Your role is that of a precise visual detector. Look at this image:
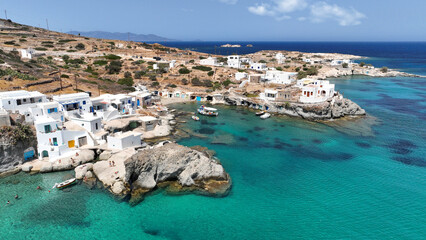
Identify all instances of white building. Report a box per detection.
[259,89,278,101]
[53,93,93,117]
[0,90,47,115]
[69,114,102,134]
[20,48,35,59]
[264,71,297,85]
[200,57,218,66]
[35,117,91,161]
[0,109,11,127]
[299,80,335,103]
[250,62,267,71]
[27,101,64,123]
[107,131,142,150]
[235,72,248,81]
[169,60,176,68]
[127,91,152,108]
[227,55,251,69]
[275,53,286,64]
[330,59,353,66]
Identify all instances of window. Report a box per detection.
[23,99,27,103]
[17,99,22,105]
[30,98,35,103]
[83,101,86,105]
[8,101,10,105]
[44,125,51,133]
[95,123,98,130]
[128,100,131,104]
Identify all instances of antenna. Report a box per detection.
[4,10,7,20]
[46,19,49,30]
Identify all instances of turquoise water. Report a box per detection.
[1,74,426,239]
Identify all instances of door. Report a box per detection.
[53,137,58,146]
[68,140,75,148]
[44,125,51,133]
[307,92,310,97]
[78,137,87,146]
[42,150,49,158]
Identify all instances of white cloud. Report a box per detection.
[219,0,238,5]
[248,4,275,16]
[247,0,366,26]
[310,2,366,26]
[248,0,307,21]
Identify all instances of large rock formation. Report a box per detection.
[92,143,231,204]
[224,92,365,120]
[125,143,231,203]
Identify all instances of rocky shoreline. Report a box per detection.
[222,92,365,120]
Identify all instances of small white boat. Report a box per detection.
[198,105,218,116]
[53,178,77,190]
[255,111,265,116]
[192,115,200,121]
[260,113,271,119]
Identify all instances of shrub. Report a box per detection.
[58,39,76,43]
[179,68,191,74]
[222,79,233,87]
[75,43,85,50]
[208,71,214,76]
[134,71,145,79]
[104,54,121,60]
[259,60,267,63]
[93,60,108,66]
[297,71,308,80]
[42,41,54,44]
[124,71,132,79]
[62,55,70,63]
[181,78,188,85]
[192,66,212,72]
[342,63,349,68]
[169,84,177,88]
[35,47,47,51]
[381,67,388,73]
[276,67,283,71]
[61,74,69,78]
[199,56,206,59]
[106,60,122,74]
[191,78,202,86]
[117,78,134,86]
[359,62,365,67]
[151,81,159,87]
[189,60,195,63]
[4,41,15,45]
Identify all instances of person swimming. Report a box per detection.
[36,186,41,190]
[15,194,18,199]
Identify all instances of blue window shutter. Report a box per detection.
[54,108,58,112]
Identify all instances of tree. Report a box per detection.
[222,79,233,87]
[208,71,214,76]
[62,55,70,64]
[359,62,365,67]
[117,78,134,86]
[134,71,145,79]
[381,67,388,73]
[181,78,188,85]
[342,63,349,68]
[106,61,122,74]
[306,66,318,76]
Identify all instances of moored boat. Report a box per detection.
[192,115,200,121]
[53,178,77,190]
[198,105,218,116]
[255,111,265,116]
[260,113,271,119]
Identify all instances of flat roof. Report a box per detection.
[53,92,90,101]
[139,116,157,122]
[0,90,45,99]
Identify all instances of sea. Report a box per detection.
[0,42,425,240]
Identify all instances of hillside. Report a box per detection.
[67,31,175,42]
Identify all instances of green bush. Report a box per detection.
[4,41,15,45]
[61,74,70,78]
[0,68,37,80]
[117,78,134,86]
[35,47,47,51]
[42,41,54,44]
[276,67,283,71]
[222,79,233,87]
[106,61,122,74]
[208,71,214,76]
[134,71,145,79]
[359,62,365,67]
[381,67,388,73]
[104,54,121,60]
[75,43,85,50]
[58,39,76,43]
[192,66,212,72]
[342,63,349,68]
[259,60,267,63]
[151,81,159,87]
[179,68,191,74]
[181,78,188,85]
[93,60,108,66]
[124,71,132,78]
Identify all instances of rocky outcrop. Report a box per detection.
[124,143,231,204]
[224,93,365,120]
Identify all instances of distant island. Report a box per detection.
[67,31,176,42]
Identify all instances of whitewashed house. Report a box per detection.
[53,93,93,117]
[200,57,218,66]
[169,60,176,68]
[20,48,35,59]
[235,72,248,81]
[227,55,251,69]
[260,89,278,101]
[330,59,353,66]
[275,53,286,64]
[127,91,152,108]
[27,101,64,123]
[264,71,297,85]
[139,116,159,131]
[69,114,102,134]
[35,117,92,161]
[299,80,335,103]
[0,90,47,115]
[250,62,267,71]
[107,131,142,150]
[92,94,135,115]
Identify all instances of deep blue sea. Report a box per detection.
[160,41,426,75]
[0,42,425,239]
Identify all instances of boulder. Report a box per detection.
[75,163,94,180]
[99,151,112,161]
[39,162,53,173]
[21,164,33,172]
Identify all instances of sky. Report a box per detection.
[1,0,426,41]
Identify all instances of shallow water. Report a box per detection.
[1,81,426,239]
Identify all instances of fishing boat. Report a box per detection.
[197,105,218,116]
[260,113,271,119]
[255,110,265,116]
[192,115,200,121]
[52,178,77,190]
